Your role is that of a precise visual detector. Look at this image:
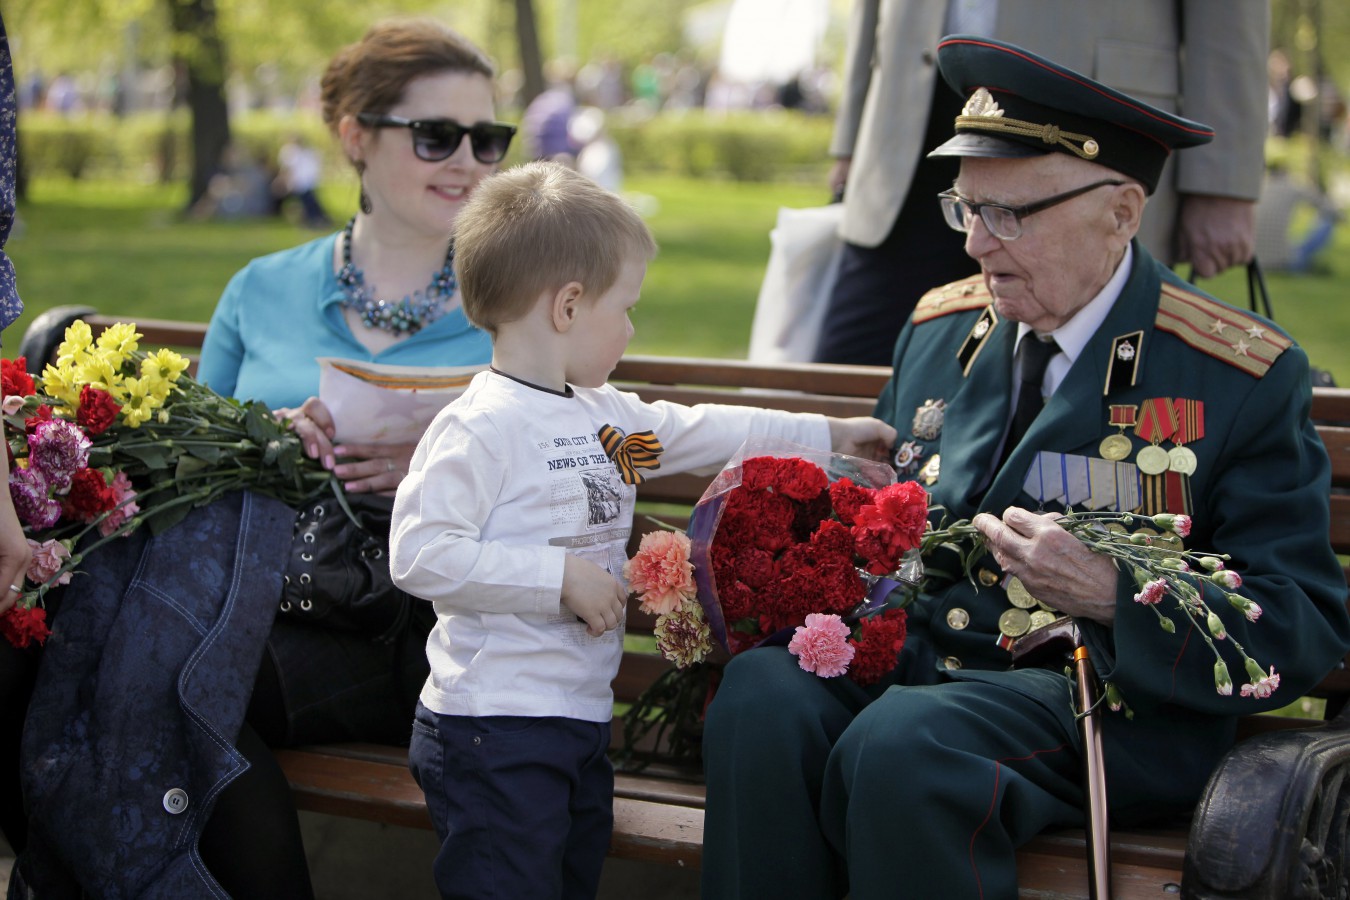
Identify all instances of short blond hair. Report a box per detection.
[455,161,658,335]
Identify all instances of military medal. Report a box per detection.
[893,440,925,475]
[1029,609,1057,630]
[1167,398,1204,475]
[1099,404,1137,461]
[912,399,947,441]
[1005,576,1038,609]
[946,608,970,630]
[998,607,1032,638]
[919,453,941,486]
[1134,398,1177,476]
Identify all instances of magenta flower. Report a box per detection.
[97,471,140,538]
[1240,666,1281,699]
[1133,578,1167,606]
[9,467,61,530]
[788,613,855,678]
[1226,593,1262,623]
[1153,513,1191,538]
[27,418,91,493]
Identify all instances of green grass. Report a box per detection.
[6,174,1350,385]
[5,174,823,361]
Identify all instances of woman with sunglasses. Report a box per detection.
[12,20,513,899]
[200,18,513,897]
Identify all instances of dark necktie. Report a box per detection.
[1001,335,1059,465]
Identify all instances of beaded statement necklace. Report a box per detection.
[336,216,457,335]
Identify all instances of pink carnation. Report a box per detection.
[1209,569,1243,590]
[1240,666,1281,700]
[1132,579,1167,606]
[97,471,140,538]
[26,538,72,586]
[788,613,855,678]
[624,530,697,616]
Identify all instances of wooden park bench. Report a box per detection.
[18,308,1350,898]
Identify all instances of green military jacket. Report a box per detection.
[875,243,1349,812]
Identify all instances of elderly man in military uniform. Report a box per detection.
[701,36,1350,899]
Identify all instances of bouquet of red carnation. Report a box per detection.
[627,437,937,686]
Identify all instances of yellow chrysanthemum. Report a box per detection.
[38,363,80,409]
[142,349,190,384]
[95,322,141,361]
[119,376,157,428]
[56,321,93,362]
[75,357,121,396]
[141,371,173,403]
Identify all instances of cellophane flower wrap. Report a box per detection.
[651,436,929,685]
[0,320,337,648]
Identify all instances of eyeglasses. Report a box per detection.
[938,179,1125,241]
[356,113,517,164]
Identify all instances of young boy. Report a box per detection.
[390,161,895,900]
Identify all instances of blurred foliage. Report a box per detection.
[3,0,721,105]
[16,107,835,184]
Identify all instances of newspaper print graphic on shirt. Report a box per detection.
[537,427,633,646]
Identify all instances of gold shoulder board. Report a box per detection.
[1154,282,1291,379]
[913,276,991,324]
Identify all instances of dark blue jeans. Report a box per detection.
[409,702,613,900]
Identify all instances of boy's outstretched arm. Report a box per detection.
[827,416,896,461]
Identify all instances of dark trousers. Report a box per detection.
[700,645,1085,899]
[814,82,978,366]
[409,703,614,900]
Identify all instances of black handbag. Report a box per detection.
[278,491,413,643]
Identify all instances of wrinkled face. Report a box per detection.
[567,258,645,388]
[954,155,1134,333]
[357,70,499,236]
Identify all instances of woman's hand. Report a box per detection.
[331,440,417,495]
[0,455,32,616]
[277,397,340,469]
[277,398,413,495]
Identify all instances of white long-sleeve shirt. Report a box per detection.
[391,370,830,722]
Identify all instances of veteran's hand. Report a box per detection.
[827,416,897,462]
[1176,194,1256,279]
[562,555,627,637]
[331,440,417,496]
[972,507,1118,626]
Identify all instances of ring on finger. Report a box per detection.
[9,583,23,595]
[386,459,395,473]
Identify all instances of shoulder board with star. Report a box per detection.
[913,276,991,324]
[1154,282,1291,378]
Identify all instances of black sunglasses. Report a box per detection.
[356,113,516,164]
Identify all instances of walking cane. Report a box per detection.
[1011,618,1112,899]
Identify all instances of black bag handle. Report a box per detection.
[1185,258,1273,321]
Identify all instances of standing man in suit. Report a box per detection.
[703,36,1349,898]
[814,0,1269,365]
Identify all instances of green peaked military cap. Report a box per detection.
[927,35,1215,194]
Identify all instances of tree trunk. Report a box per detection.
[512,0,546,107]
[165,0,230,210]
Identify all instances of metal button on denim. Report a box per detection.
[162,788,189,814]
